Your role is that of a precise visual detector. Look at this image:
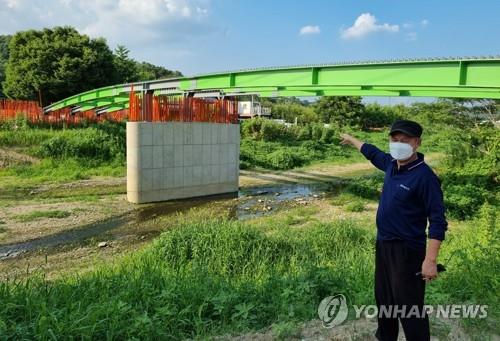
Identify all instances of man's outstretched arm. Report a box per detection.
[341,133,392,171]
[340,133,364,151]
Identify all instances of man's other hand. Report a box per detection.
[340,133,364,151]
[421,258,438,282]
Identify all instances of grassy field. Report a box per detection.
[0,120,126,190]
[0,116,498,339]
[0,201,497,339]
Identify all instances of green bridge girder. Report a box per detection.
[44,57,500,114]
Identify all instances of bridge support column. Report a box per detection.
[126,121,240,204]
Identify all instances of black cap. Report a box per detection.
[389,120,423,137]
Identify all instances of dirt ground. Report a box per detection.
[216,316,473,340]
[0,160,375,245]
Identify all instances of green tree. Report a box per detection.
[2,26,116,104]
[113,45,138,83]
[0,35,11,98]
[112,46,182,82]
[314,96,365,127]
[361,103,402,129]
[135,61,182,81]
[443,98,499,124]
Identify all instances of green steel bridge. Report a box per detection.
[44,57,500,114]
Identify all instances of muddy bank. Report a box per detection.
[0,182,333,260]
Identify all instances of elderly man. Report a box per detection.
[341,120,448,341]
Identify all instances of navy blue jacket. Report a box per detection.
[360,143,448,249]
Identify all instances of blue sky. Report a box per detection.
[1,0,499,77]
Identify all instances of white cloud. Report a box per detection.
[3,0,20,9]
[405,32,418,41]
[299,25,320,35]
[0,0,213,45]
[340,13,399,40]
[421,19,429,27]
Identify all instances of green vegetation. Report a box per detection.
[0,203,497,339]
[344,200,365,212]
[2,27,116,103]
[0,217,374,339]
[14,210,71,222]
[440,125,499,219]
[240,118,358,170]
[114,45,182,84]
[315,96,365,127]
[0,120,126,187]
[0,35,10,98]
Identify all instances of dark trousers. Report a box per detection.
[375,240,430,341]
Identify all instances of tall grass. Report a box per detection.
[0,158,125,188]
[0,218,375,339]
[429,204,499,332]
[0,206,498,338]
[0,121,126,185]
[0,128,61,147]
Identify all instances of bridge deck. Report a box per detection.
[44,57,500,114]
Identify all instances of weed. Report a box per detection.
[14,210,71,222]
[345,201,365,212]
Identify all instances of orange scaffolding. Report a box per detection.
[128,92,238,124]
[1,95,238,126]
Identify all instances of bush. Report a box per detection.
[432,203,499,305]
[295,125,311,140]
[443,183,489,220]
[345,201,365,212]
[266,149,303,170]
[241,118,265,140]
[37,124,125,163]
[261,120,287,141]
[361,103,401,129]
[311,124,323,141]
[344,174,384,200]
[320,127,335,143]
[439,125,499,219]
[239,118,356,170]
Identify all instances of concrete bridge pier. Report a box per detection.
[126,121,239,203]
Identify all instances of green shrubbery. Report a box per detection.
[431,203,499,307]
[240,118,355,169]
[0,119,126,163]
[439,126,499,219]
[0,120,126,182]
[38,123,126,162]
[241,117,337,143]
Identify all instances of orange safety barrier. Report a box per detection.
[1,94,238,126]
[0,99,41,122]
[128,92,238,124]
[0,99,128,126]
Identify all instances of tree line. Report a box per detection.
[261,96,499,129]
[0,26,182,104]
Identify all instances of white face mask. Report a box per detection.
[389,142,414,160]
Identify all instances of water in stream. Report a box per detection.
[0,183,330,260]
